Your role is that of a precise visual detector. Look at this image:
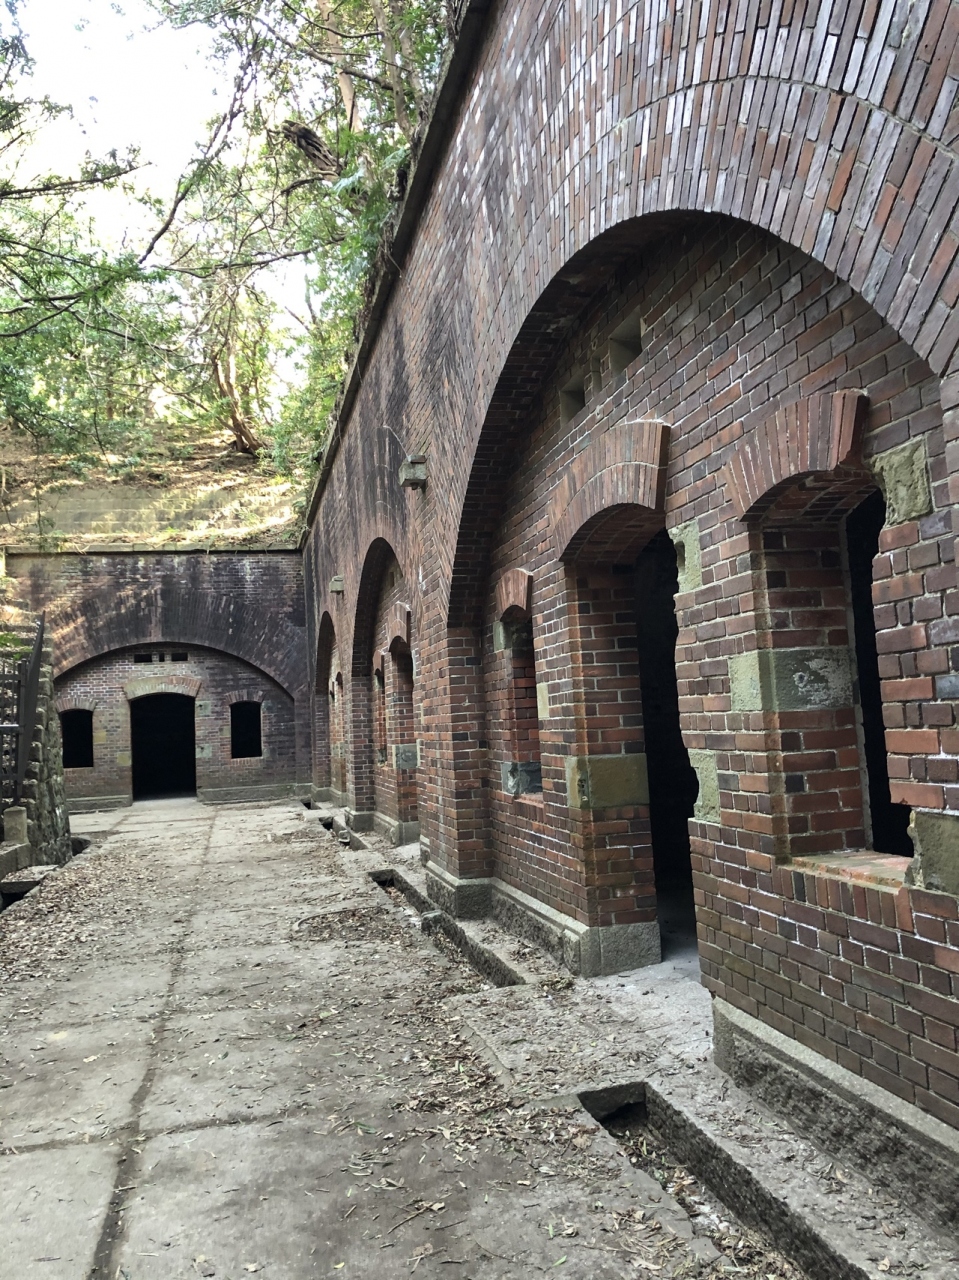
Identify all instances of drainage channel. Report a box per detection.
[367,864,952,1280]
[371,868,819,1278]
[369,868,524,989]
[579,1083,813,1280]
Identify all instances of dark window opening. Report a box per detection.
[635,530,698,954]
[374,668,387,764]
[133,652,153,664]
[231,701,262,759]
[130,693,196,799]
[171,652,189,662]
[560,369,587,424]
[61,708,94,769]
[505,614,542,795]
[846,492,913,856]
[609,307,643,376]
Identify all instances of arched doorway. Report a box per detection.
[351,541,419,842]
[634,529,699,953]
[130,693,197,799]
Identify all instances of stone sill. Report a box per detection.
[790,850,911,890]
[513,792,544,809]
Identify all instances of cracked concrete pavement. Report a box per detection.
[3,798,955,1280]
[0,799,737,1280]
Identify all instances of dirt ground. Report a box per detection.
[1,799,951,1280]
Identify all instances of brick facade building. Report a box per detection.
[298,0,959,1134]
[9,1,959,1139]
[8,552,309,808]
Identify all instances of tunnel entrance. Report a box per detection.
[130,693,197,800]
[634,531,698,956]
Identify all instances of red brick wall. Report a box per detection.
[10,551,310,785]
[698,853,959,1129]
[297,1,959,1129]
[55,644,298,805]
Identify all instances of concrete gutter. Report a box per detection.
[301,0,496,541]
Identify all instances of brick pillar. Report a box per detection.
[427,626,494,886]
[565,565,657,932]
[348,673,375,830]
[389,647,418,826]
[311,685,331,792]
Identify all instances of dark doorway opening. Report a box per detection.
[61,708,94,769]
[845,491,913,856]
[634,530,699,956]
[130,693,196,799]
[231,701,262,759]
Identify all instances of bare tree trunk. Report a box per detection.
[388,0,425,113]
[212,348,264,455]
[315,0,363,132]
[370,0,412,139]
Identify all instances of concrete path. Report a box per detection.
[0,800,731,1280]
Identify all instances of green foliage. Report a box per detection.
[0,0,453,501]
[145,0,453,472]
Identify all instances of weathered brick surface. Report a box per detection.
[8,552,310,792]
[298,2,959,1126]
[54,644,297,804]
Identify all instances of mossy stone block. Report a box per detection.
[565,753,648,810]
[910,810,959,897]
[688,748,720,822]
[729,647,852,712]
[536,682,550,720]
[868,438,933,525]
[669,518,703,593]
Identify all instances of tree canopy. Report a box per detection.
[0,1,454,512]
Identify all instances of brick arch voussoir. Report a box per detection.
[123,675,202,702]
[55,694,97,714]
[50,586,305,699]
[315,611,337,694]
[446,43,959,623]
[351,536,404,678]
[724,390,871,522]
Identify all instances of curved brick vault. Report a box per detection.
[50,585,306,699]
[309,0,959,639]
[296,1,959,1128]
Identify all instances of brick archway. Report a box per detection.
[123,675,202,702]
[49,585,303,699]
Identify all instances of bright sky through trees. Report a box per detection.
[0,0,452,510]
[18,0,227,241]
